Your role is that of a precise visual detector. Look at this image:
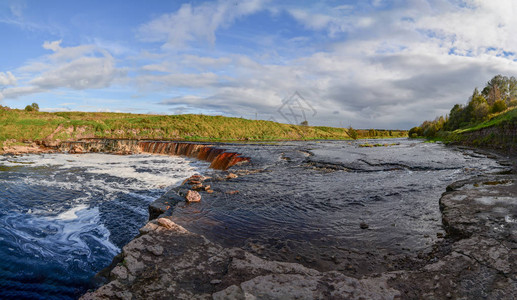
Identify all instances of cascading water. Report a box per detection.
[0,153,209,299]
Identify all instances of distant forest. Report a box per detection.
[410,75,517,138]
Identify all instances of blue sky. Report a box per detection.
[1,0,517,129]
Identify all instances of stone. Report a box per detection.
[192,183,204,191]
[82,219,400,300]
[226,173,238,179]
[186,190,201,203]
[360,222,369,229]
[157,217,176,229]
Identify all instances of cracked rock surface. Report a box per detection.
[81,218,400,300]
[81,141,516,299]
[388,173,517,299]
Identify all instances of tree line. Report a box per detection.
[409,75,517,138]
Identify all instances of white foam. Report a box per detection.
[6,153,208,191]
[56,204,89,220]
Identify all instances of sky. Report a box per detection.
[1,0,517,129]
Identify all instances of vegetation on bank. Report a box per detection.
[0,105,407,149]
[410,75,517,140]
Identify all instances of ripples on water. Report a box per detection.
[0,154,207,299]
[170,140,505,271]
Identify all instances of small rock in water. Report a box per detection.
[360,222,369,229]
[157,218,175,229]
[226,173,238,179]
[186,190,201,202]
[226,190,239,195]
[192,183,204,191]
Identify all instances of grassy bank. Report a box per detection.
[0,108,407,149]
[414,107,517,152]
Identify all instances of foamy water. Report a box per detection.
[0,153,208,299]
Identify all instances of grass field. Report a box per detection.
[0,107,407,149]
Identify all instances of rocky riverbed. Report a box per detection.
[76,139,516,299]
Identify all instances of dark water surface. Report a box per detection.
[170,139,506,272]
[0,154,207,299]
[0,140,506,298]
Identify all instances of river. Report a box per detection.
[0,139,505,299]
[0,153,208,299]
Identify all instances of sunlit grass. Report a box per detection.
[0,109,407,144]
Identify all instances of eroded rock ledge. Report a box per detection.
[387,173,517,299]
[82,172,517,299]
[1,139,249,170]
[80,217,400,300]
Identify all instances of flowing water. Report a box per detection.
[0,153,208,300]
[170,139,506,272]
[0,140,507,298]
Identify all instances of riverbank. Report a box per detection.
[0,109,407,148]
[70,139,515,299]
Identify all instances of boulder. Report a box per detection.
[186,190,201,203]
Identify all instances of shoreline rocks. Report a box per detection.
[80,218,401,300]
[83,151,516,299]
[185,190,201,203]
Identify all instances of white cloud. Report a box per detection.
[43,40,62,52]
[152,0,517,129]
[1,86,44,99]
[0,71,16,86]
[2,41,122,100]
[137,0,267,49]
[30,56,116,89]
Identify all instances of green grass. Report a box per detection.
[454,107,517,133]
[0,108,407,148]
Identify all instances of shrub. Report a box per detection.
[491,100,507,114]
[24,103,39,112]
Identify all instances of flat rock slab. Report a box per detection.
[81,218,400,300]
[388,173,517,299]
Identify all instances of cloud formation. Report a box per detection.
[137,0,267,49]
[2,40,121,99]
[3,0,517,128]
[152,0,517,128]
[0,71,16,86]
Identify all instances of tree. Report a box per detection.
[408,126,423,138]
[300,120,309,126]
[347,126,358,139]
[24,102,39,112]
[468,94,489,123]
[491,99,507,114]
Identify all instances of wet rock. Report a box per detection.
[191,183,204,191]
[81,219,400,300]
[226,173,238,179]
[360,222,369,229]
[185,190,201,203]
[389,173,517,299]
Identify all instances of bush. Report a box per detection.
[491,100,507,114]
[347,126,358,139]
[24,103,39,112]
